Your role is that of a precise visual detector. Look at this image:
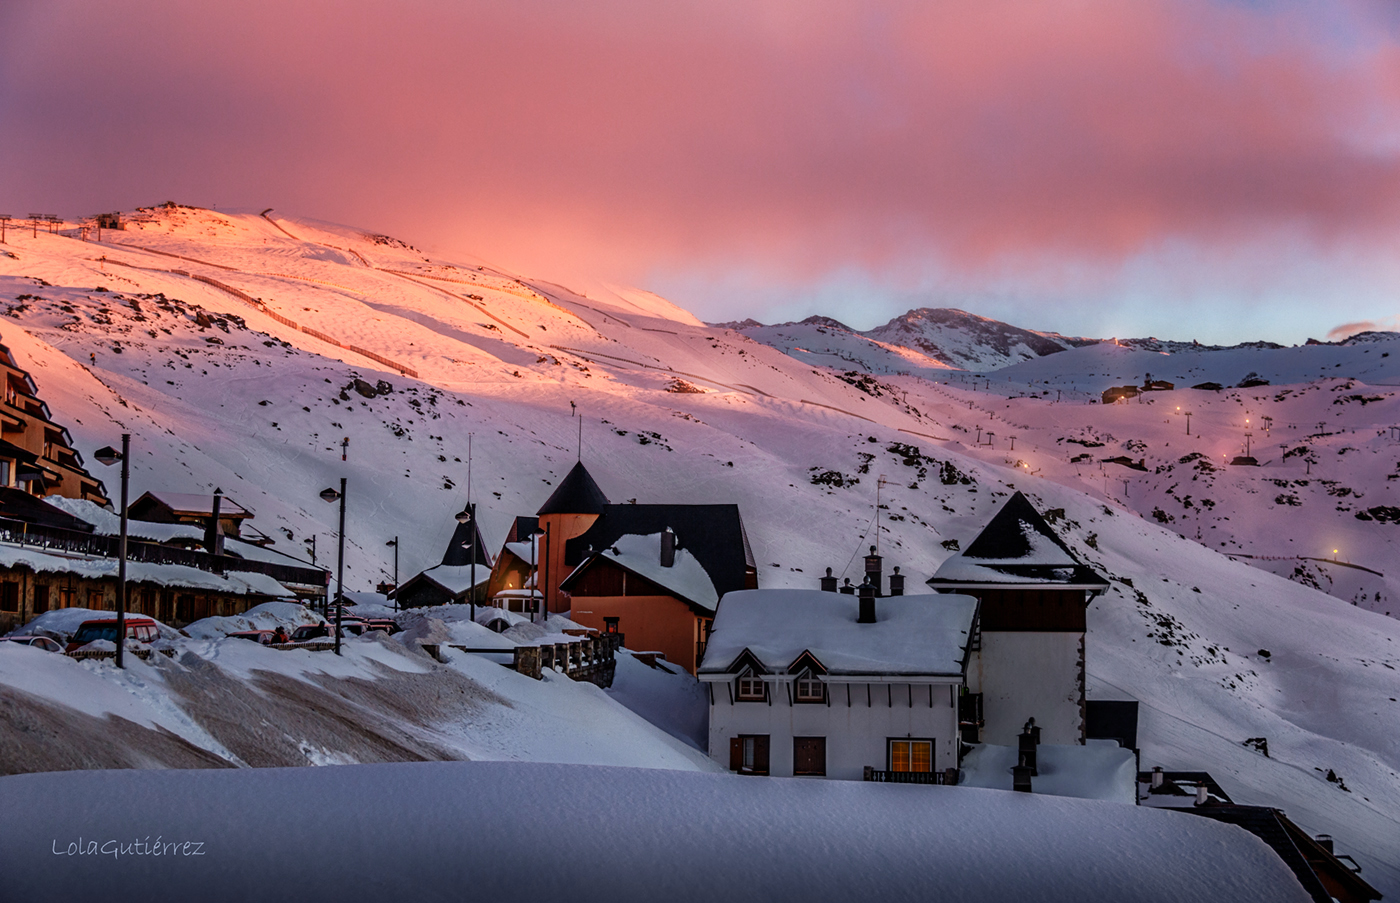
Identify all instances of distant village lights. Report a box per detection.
[93,435,131,669]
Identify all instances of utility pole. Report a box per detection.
[0,215,10,244]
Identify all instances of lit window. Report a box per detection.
[736,669,765,701]
[890,739,933,773]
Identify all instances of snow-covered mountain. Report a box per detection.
[726,308,1095,373]
[1,204,1397,894]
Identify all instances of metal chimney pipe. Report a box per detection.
[1150,766,1165,789]
[857,579,876,623]
[660,528,676,568]
[1194,784,1209,807]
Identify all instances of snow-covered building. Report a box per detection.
[500,460,756,673]
[0,495,326,630]
[698,589,977,779]
[394,515,493,608]
[926,491,1109,746]
[127,490,255,542]
[0,339,107,505]
[559,505,756,674]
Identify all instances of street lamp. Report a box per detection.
[93,435,130,669]
[319,479,346,655]
[456,503,478,620]
[385,538,398,612]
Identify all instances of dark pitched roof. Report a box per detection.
[564,504,755,598]
[440,518,493,567]
[0,487,95,532]
[536,461,609,516]
[927,491,1108,588]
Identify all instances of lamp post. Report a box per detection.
[93,435,130,669]
[386,537,398,612]
[456,503,476,620]
[319,479,346,655]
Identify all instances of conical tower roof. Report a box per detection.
[536,461,609,516]
[961,491,1074,561]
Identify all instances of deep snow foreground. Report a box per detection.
[0,207,1397,893]
[0,761,1308,903]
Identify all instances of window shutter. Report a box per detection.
[754,735,770,775]
[729,737,742,772]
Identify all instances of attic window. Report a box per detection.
[794,671,825,703]
[736,669,766,702]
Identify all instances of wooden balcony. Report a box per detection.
[863,767,959,785]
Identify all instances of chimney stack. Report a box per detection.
[839,578,855,595]
[1018,723,1038,776]
[864,546,883,597]
[205,488,224,568]
[1150,766,1165,790]
[819,567,837,593]
[888,566,904,596]
[1012,764,1033,793]
[1194,784,1209,807]
[660,528,676,568]
[1315,835,1334,854]
[857,579,877,623]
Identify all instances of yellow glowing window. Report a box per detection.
[890,739,933,773]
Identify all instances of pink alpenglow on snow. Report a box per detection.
[0,761,1310,903]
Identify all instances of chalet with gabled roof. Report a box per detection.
[927,491,1108,746]
[394,515,493,608]
[698,588,978,779]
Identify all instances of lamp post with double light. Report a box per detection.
[93,435,130,669]
[319,479,346,655]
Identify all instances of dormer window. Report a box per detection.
[736,668,766,702]
[794,670,825,703]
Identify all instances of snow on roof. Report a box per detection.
[585,531,718,611]
[961,740,1137,803]
[416,563,491,595]
[698,589,977,677]
[138,491,252,517]
[42,496,206,543]
[929,492,1107,588]
[0,543,291,596]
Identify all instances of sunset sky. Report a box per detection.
[4,1,1400,344]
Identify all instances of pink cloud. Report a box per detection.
[4,0,1400,293]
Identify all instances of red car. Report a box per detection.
[65,617,159,653]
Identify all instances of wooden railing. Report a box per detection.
[0,517,328,590]
[863,767,959,785]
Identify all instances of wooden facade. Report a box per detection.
[562,557,713,675]
[0,565,269,632]
[0,343,107,505]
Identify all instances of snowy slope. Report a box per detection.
[0,761,1308,903]
[0,205,1397,893]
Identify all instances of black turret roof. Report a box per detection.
[564,504,756,598]
[928,491,1107,588]
[440,518,493,567]
[536,461,609,516]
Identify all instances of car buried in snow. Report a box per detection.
[64,617,159,653]
[226,630,277,645]
[2,635,64,653]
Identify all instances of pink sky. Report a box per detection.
[3,0,1399,342]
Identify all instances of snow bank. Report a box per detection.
[183,601,323,639]
[0,761,1309,903]
[960,740,1138,804]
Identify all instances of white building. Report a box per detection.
[926,491,1109,747]
[698,588,978,780]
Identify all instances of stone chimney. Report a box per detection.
[857,578,877,623]
[864,546,883,597]
[660,528,676,568]
[819,567,837,593]
[888,566,904,596]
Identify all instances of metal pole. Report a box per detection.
[542,522,550,622]
[335,477,345,656]
[469,502,477,621]
[116,433,130,669]
[530,526,537,623]
[392,537,398,613]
